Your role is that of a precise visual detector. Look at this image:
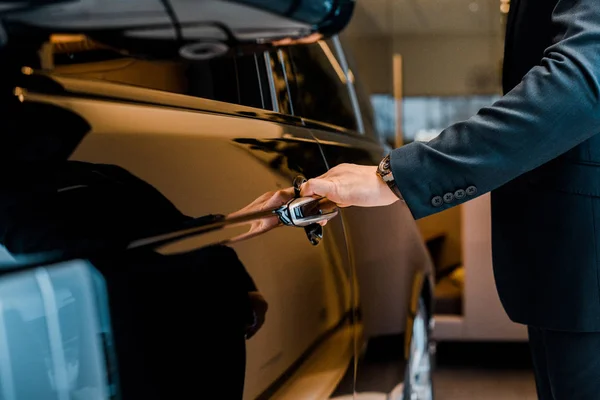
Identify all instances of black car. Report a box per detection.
[0,1,434,399]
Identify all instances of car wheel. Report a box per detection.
[403,297,434,400]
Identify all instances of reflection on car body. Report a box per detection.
[0,157,268,398]
[0,1,434,399]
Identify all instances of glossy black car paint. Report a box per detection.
[0,2,433,399]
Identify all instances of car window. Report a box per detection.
[286,40,358,131]
[266,49,294,115]
[341,43,379,140]
[46,34,270,110]
[353,78,378,138]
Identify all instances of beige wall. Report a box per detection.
[393,34,503,96]
[344,33,503,97]
[343,35,393,95]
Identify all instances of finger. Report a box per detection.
[251,191,276,208]
[228,191,276,218]
[265,187,295,209]
[300,179,334,198]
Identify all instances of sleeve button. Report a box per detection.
[466,186,478,196]
[454,189,466,200]
[443,193,455,203]
[431,196,444,207]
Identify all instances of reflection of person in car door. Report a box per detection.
[0,158,267,399]
[0,30,267,394]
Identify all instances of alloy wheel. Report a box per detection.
[405,298,433,400]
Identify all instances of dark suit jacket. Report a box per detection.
[391,0,600,332]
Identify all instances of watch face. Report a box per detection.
[379,155,390,172]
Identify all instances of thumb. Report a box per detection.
[300,178,334,198]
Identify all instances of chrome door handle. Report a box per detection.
[277,197,339,227]
[276,175,339,245]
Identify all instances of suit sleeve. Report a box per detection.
[390,0,600,220]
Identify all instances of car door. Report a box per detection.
[282,36,435,397]
[0,31,360,400]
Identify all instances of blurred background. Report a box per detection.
[342,0,506,145]
[341,1,536,399]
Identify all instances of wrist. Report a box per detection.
[377,155,405,202]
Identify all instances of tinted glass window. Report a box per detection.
[287,41,358,131]
[47,35,269,109]
[354,79,377,138]
[266,49,294,115]
[340,40,379,139]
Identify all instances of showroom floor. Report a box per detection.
[434,342,537,399]
[335,341,538,400]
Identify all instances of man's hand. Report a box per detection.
[300,163,400,208]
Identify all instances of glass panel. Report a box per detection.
[45,34,267,110]
[339,36,379,139]
[403,95,502,143]
[287,41,358,131]
[370,94,501,144]
[267,49,295,115]
[370,94,397,146]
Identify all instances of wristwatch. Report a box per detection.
[376,154,404,201]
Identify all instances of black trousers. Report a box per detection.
[528,326,600,400]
